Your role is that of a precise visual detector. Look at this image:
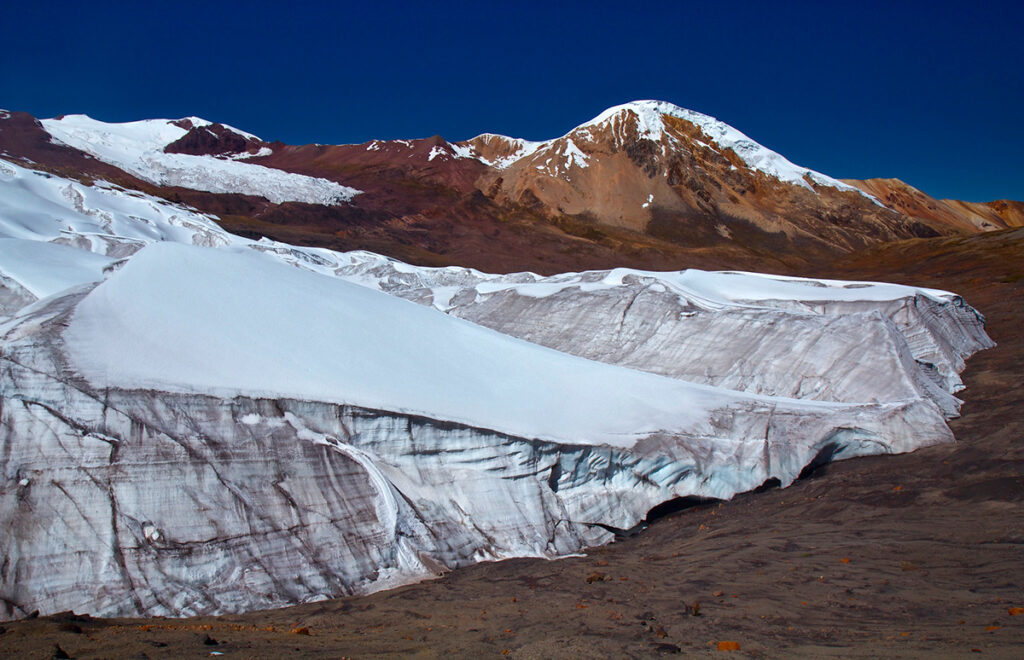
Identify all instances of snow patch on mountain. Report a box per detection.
[226,146,274,160]
[462,134,545,169]
[561,138,589,171]
[40,115,360,205]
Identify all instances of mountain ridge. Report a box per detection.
[2,102,1019,276]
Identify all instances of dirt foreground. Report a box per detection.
[1,229,1022,659]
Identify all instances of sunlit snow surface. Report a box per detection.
[40,115,361,205]
[0,157,993,619]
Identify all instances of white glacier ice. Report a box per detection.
[0,156,993,619]
[40,114,361,205]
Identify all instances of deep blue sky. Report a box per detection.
[3,1,1020,201]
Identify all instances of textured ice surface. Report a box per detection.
[0,158,993,619]
[323,254,993,417]
[0,280,955,619]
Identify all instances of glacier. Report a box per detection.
[39,114,361,205]
[0,157,993,619]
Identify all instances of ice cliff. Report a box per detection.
[0,158,993,619]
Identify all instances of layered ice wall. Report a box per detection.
[0,158,993,619]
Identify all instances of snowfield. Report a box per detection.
[40,114,361,205]
[0,156,992,619]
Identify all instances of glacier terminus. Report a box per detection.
[0,142,993,619]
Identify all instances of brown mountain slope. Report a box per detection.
[468,104,943,258]
[843,177,1024,233]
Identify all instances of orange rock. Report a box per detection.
[840,557,851,564]
[1009,607,1024,616]
[289,626,310,635]
[717,641,741,651]
[985,625,1001,632]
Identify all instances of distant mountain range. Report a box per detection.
[2,102,1020,274]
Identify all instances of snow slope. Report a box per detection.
[40,115,361,205]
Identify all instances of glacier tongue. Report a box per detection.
[1,281,954,619]
[0,157,994,620]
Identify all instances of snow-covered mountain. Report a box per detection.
[459,101,939,253]
[466,101,868,193]
[6,102,1015,278]
[0,155,992,619]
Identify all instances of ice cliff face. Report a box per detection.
[0,157,993,619]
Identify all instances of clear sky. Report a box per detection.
[2,0,1020,202]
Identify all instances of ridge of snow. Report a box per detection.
[40,115,361,205]
[0,238,115,299]
[329,254,956,312]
